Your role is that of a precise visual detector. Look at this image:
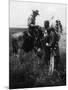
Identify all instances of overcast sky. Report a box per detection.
[10,0,66,28]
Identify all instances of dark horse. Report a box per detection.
[22,26,44,53]
[21,31,35,52]
[11,26,44,55]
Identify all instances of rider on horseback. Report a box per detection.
[27,10,39,37]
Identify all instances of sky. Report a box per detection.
[10,0,66,28]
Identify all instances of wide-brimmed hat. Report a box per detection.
[32,10,39,15]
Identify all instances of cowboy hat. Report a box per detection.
[32,10,39,15]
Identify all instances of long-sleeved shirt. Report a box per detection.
[28,15,36,26]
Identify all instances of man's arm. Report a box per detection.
[28,17,32,26]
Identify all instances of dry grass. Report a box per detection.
[9,28,66,89]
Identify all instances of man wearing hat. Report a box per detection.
[44,20,61,74]
[27,10,39,37]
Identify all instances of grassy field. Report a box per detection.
[9,28,66,89]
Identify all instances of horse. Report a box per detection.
[21,31,35,53]
[22,26,44,54]
[10,26,43,56]
[11,32,24,56]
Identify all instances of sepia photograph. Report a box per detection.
[9,0,66,89]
